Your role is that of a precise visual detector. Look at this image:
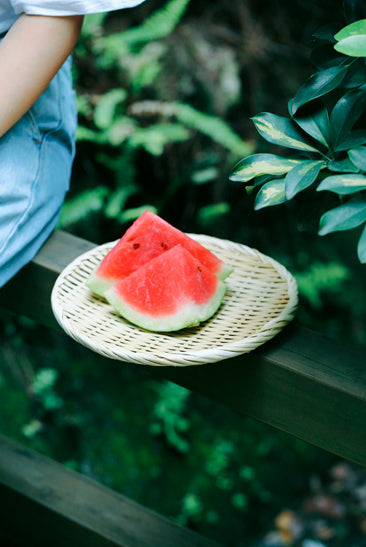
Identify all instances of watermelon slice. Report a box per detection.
[87,211,232,297]
[105,245,226,332]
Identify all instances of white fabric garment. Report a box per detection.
[0,0,146,33]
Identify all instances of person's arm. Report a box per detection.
[0,13,83,138]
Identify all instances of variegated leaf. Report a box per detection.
[328,157,359,173]
[285,160,325,199]
[357,224,366,263]
[254,178,286,210]
[230,153,302,183]
[251,113,320,153]
[317,174,366,194]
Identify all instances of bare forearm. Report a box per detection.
[0,14,83,138]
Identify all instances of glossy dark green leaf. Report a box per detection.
[290,103,331,147]
[254,179,287,210]
[252,174,274,187]
[357,224,366,262]
[335,129,366,151]
[230,153,302,183]
[313,23,340,43]
[317,174,366,194]
[290,64,349,115]
[335,35,366,56]
[342,62,366,87]
[285,160,325,199]
[318,200,366,234]
[310,44,346,70]
[328,157,360,172]
[348,145,366,170]
[251,113,320,152]
[330,87,366,149]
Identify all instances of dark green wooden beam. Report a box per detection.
[1,230,365,467]
[0,435,221,547]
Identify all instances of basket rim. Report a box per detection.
[51,234,298,366]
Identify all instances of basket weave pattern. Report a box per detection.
[51,234,298,366]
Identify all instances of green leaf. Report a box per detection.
[290,104,331,147]
[118,0,190,45]
[335,34,366,56]
[334,18,366,41]
[104,184,138,219]
[317,174,366,194]
[328,157,360,172]
[76,126,108,144]
[318,200,366,234]
[254,179,287,210]
[342,62,366,87]
[348,145,366,170]
[191,167,219,185]
[118,205,158,224]
[230,153,302,183]
[129,123,190,156]
[251,113,320,153]
[107,117,137,146]
[285,160,325,199]
[94,89,127,130]
[173,102,251,156]
[290,64,349,115]
[313,23,340,43]
[81,12,108,36]
[57,187,109,228]
[198,202,230,226]
[329,87,366,149]
[335,129,366,151]
[310,44,346,70]
[357,224,366,262]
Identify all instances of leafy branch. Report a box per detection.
[230,0,366,263]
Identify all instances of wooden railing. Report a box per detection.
[0,229,365,546]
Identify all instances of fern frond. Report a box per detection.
[57,187,109,228]
[102,0,190,50]
[129,100,253,156]
[173,102,252,156]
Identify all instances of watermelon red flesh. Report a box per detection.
[104,244,226,332]
[87,211,232,297]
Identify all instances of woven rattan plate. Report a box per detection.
[51,234,298,366]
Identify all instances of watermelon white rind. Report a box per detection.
[86,267,116,298]
[106,282,226,332]
[104,244,227,332]
[218,262,233,281]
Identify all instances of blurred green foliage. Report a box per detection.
[59,0,252,235]
[1,1,366,546]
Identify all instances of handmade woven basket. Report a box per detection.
[51,234,298,366]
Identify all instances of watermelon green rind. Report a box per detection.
[105,281,226,332]
[218,262,233,280]
[86,268,115,298]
